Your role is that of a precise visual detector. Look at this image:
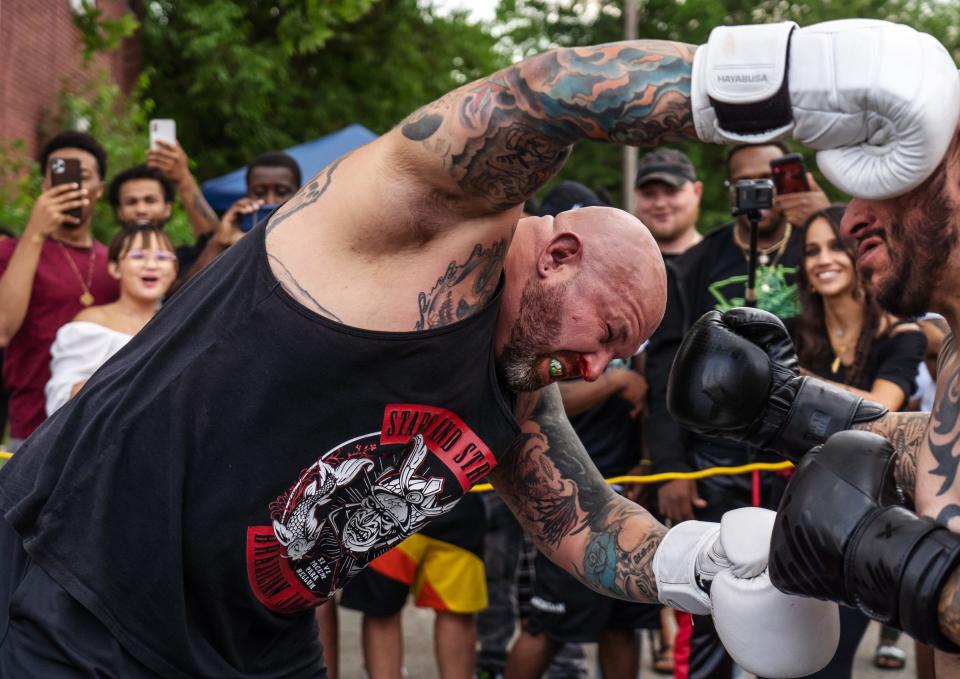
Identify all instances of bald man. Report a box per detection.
[0,32,853,678]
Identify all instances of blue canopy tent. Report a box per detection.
[201,124,378,213]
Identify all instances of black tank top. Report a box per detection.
[0,223,520,678]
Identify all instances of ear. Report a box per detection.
[162,203,173,220]
[536,232,582,278]
[108,260,121,280]
[692,181,704,199]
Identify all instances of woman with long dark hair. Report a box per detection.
[795,204,926,676]
[796,204,926,409]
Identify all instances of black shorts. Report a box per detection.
[524,551,660,644]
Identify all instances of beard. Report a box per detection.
[496,278,566,392]
[874,175,957,317]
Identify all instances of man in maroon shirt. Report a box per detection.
[0,131,119,449]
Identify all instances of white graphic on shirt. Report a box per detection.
[272,457,373,560]
[341,434,450,551]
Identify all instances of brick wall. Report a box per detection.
[0,0,141,158]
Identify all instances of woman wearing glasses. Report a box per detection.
[45,224,177,415]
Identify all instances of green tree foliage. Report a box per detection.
[494,0,960,228]
[142,0,507,179]
[72,0,140,63]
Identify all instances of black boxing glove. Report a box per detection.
[769,430,960,652]
[667,307,886,461]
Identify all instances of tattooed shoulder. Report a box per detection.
[266,154,348,236]
[928,362,960,497]
[415,239,506,330]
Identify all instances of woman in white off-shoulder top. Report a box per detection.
[45,225,177,415]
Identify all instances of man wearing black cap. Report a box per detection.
[633,148,703,256]
[643,143,829,679]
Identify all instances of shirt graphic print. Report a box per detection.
[247,402,497,614]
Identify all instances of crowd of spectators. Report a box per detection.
[0,127,933,679]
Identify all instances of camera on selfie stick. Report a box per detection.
[732,179,774,308]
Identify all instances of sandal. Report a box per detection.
[653,644,674,675]
[874,644,907,670]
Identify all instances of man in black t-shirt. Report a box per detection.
[645,142,830,679]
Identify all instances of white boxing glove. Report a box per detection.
[652,518,728,615]
[711,508,840,678]
[653,508,840,678]
[692,19,960,199]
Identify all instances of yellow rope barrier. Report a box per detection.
[468,460,794,493]
[0,451,793,488]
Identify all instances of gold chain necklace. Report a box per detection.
[830,342,847,374]
[732,222,792,268]
[827,322,855,374]
[54,240,96,306]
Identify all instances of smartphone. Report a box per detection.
[149,118,177,150]
[239,204,277,232]
[49,157,83,220]
[770,153,810,194]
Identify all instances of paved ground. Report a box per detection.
[337,605,915,678]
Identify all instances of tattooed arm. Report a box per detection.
[853,411,929,509]
[393,41,696,212]
[146,140,219,237]
[489,384,666,601]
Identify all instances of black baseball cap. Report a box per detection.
[537,180,608,217]
[635,148,696,188]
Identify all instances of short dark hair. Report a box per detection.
[245,151,302,189]
[107,224,176,264]
[38,131,107,179]
[537,180,607,217]
[107,164,176,208]
[725,141,790,178]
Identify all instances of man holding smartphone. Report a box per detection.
[644,142,830,679]
[0,131,119,451]
[174,150,302,288]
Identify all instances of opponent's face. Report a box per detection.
[111,232,177,303]
[247,166,298,206]
[841,167,957,317]
[803,217,856,298]
[116,179,171,227]
[634,180,702,245]
[728,145,785,235]
[43,147,103,229]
